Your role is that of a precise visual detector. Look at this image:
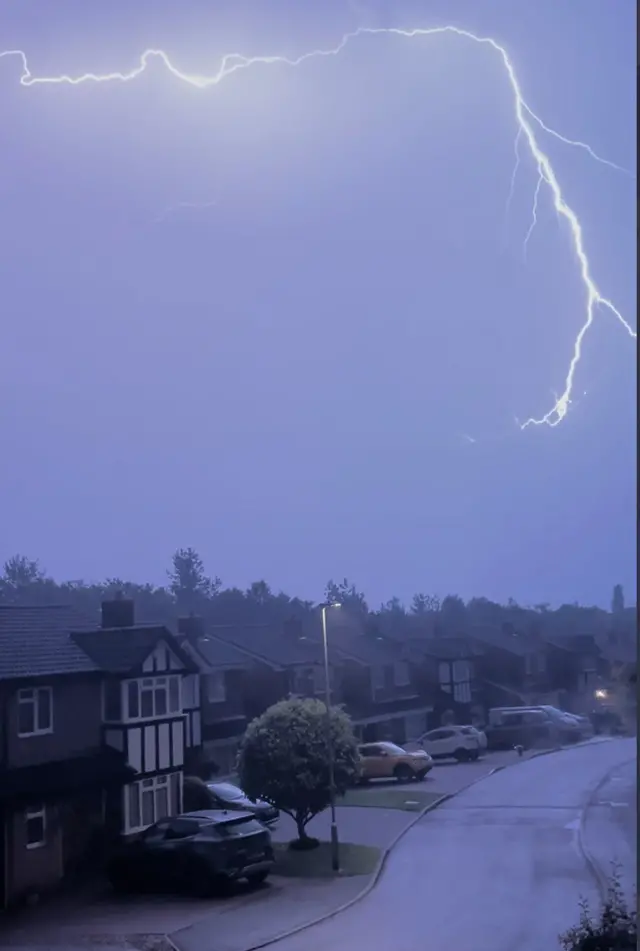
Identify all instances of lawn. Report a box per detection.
[338,787,442,810]
[273,841,380,878]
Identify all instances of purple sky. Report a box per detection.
[1,0,636,608]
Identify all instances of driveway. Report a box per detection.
[269,737,636,951]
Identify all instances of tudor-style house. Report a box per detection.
[0,598,201,907]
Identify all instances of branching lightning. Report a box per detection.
[1,25,636,429]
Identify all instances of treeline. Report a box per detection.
[0,550,631,643]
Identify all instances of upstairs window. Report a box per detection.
[17,687,53,737]
[125,676,181,719]
[207,672,226,703]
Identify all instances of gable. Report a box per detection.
[141,639,186,674]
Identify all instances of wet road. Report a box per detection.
[581,754,637,901]
[272,738,636,951]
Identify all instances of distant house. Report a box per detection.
[0,598,200,908]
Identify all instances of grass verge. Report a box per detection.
[338,788,442,810]
[273,841,380,878]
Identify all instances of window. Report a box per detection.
[17,687,53,737]
[394,661,410,686]
[125,677,181,720]
[438,662,451,685]
[103,681,122,721]
[125,774,174,833]
[25,805,46,848]
[371,666,385,690]
[182,674,196,708]
[452,660,469,683]
[207,672,226,703]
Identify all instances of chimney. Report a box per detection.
[178,614,206,642]
[101,594,135,629]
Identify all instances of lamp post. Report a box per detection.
[321,601,341,872]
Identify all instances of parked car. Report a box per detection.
[206,781,280,827]
[485,708,558,750]
[417,726,484,762]
[356,741,433,782]
[107,811,275,896]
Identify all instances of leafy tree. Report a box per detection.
[0,554,58,605]
[439,594,468,635]
[410,593,440,615]
[324,578,368,617]
[237,697,360,848]
[611,584,625,616]
[168,548,220,610]
[559,869,637,950]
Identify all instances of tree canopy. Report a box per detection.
[236,697,360,846]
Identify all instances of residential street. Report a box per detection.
[267,738,636,951]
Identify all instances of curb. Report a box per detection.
[167,739,614,951]
[168,754,539,951]
[576,754,638,904]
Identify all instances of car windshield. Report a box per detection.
[381,742,406,755]
[208,783,246,800]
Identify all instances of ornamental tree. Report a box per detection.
[237,697,360,847]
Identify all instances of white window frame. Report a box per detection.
[124,772,181,834]
[206,671,226,703]
[17,687,53,737]
[25,805,46,849]
[123,676,182,721]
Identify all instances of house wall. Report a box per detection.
[5,677,103,769]
[5,804,63,906]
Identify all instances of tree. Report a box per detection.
[410,593,440,615]
[611,584,625,616]
[324,579,368,617]
[237,697,360,849]
[167,548,220,611]
[0,554,57,605]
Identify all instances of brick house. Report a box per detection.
[0,598,200,908]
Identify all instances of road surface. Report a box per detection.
[272,738,636,951]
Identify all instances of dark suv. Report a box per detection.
[108,810,275,896]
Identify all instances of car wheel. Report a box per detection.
[246,869,270,886]
[394,764,414,783]
[453,748,470,762]
[416,770,428,781]
[470,749,480,761]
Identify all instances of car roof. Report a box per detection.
[180,809,255,823]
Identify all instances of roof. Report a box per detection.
[209,624,338,668]
[72,625,197,674]
[417,637,485,661]
[180,634,263,671]
[467,626,535,657]
[0,605,100,680]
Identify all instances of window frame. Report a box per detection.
[17,687,53,737]
[206,671,226,704]
[123,676,182,721]
[25,804,47,849]
[124,773,179,834]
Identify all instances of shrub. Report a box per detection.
[560,871,637,951]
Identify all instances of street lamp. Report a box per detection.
[321,601,341,872]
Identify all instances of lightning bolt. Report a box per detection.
[523,170,545,261]
[1,26,636,430]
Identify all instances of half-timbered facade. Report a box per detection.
[72,602,200,838]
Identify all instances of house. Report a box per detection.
[175,616,284,777]
[414,637,486,729]
[317,615,438,745]
[0,598,200,908]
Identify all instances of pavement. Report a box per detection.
[0,740,633,951]
[264,737,637,951]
